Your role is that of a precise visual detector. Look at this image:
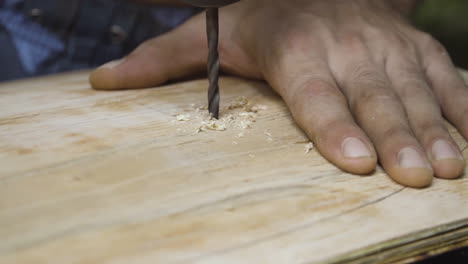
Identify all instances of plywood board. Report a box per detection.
[0,71,467,263]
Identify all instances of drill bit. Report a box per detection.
[206,8,220,119]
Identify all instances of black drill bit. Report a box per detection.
[206,8,220,119]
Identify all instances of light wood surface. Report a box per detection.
[0,71,467,264]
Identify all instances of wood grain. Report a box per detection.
[0,70,467,264]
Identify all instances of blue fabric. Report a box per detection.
[0,0,198,81]
[152,6,197,29]
[3,0,23,7]
[0,8,64,74]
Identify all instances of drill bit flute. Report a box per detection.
[181,0,240,119]
[206,8,220,119]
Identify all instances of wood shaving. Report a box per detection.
[200,120,227,131]
[305,142,314,153]
[176,114,191,121]
[228,96,248,109]
[239,112,256,121]
[239,120,253,129]
[264,130,273,141]
[249,104,269,113]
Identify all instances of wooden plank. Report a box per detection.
[0,70,467,264]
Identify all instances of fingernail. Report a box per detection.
[398,147,430,168]
[99,59,125,70]
[342,137,372,158]
[432,140,462,160]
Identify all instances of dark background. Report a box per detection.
[414,0,468,69]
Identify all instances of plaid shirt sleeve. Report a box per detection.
[0,0,198,81]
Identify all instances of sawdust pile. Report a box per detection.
[174,97,315,155]
[174,96,269,135]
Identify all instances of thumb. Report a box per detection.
[90,15,206,90]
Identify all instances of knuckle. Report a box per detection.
[347,61,384,85]
[388,34,417,54]
[399,79,434,100]
[414,119,449,142]
[364,26,416,53]
[417,32,434,45]
[393,60,421,77]
[317,118,349,138]
[338,31,367,53]
[344,62,398,112]
[298,78,340,97]
[289,78,341,108]
[360,89,397,105]
[419,32,447,55]
[392,34,410,48]
[428,40,448,55]
[380,125,411,142]
[351,90,397,117]
[283,29,313,53]
[417,119,445,134]
[388,60,436,101]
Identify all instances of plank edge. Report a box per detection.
[324,219,468,264]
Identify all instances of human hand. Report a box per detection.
[90,0,467,187]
